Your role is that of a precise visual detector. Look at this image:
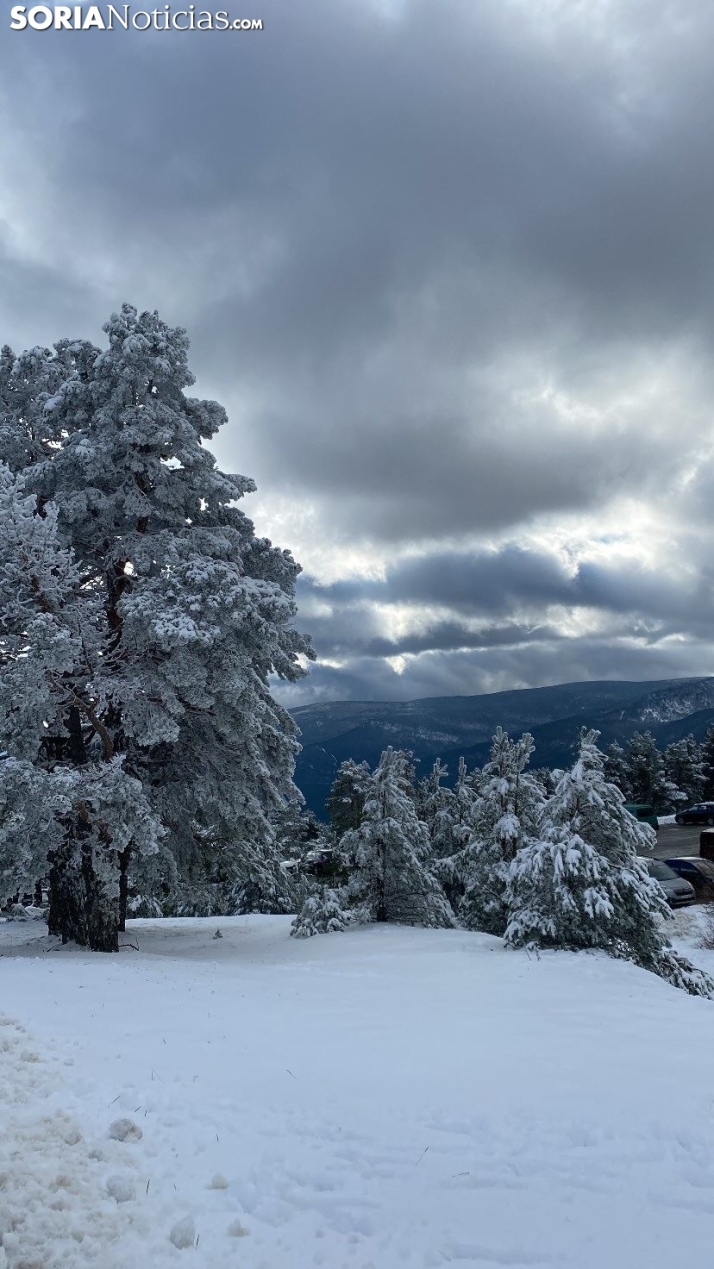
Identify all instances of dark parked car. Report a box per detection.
[644,860,696,908]
[664,856,714,902]
[675,802,714,826]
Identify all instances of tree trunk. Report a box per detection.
[48,840,87,944]
[118,846,132,933]
[66,705,88,766]
[48,832,119,952]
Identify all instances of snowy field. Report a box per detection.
[3,915,714,1268]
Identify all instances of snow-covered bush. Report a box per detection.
[291,887,351,937]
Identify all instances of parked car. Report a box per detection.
[674,802,714,826]
[664,856,714,902]
[624,803,659,830]
[643,860,696,908]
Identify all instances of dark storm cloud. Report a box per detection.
[291,543,714,700]
[2,0,714,698]
[301,546,714,629]
[302,605,563,659]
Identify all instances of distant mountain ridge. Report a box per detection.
[291,677,714,817]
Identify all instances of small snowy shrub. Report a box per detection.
[291,888,350,937]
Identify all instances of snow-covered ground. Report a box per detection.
[3,914,714,1268]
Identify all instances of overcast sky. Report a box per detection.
[2,0,713,704]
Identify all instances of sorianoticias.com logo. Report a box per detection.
[10,5,263,29]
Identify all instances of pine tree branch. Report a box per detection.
[66,692,114,761]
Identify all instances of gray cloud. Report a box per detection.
[1,0,713,700]
[277,632,714,707]
[302,546,714,629]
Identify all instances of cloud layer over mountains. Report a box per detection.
[2,0,713,700]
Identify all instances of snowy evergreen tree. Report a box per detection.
[603,741,631,798]
[274,796,322,862]
[417,760,467,858]
[664,736,705,806]
[326,758,372,838]
[0,305,313,941]
[339,747,454,927]
[0,339,94,476]
[506,729,714,997]
[0,463,161,948]
[453,728,545,936]
[624,732,677,810]
[0,759,59,908]
[291,887,351,937]
[701,725,714,801]
[418,758,474,909]
[530,766,558,798]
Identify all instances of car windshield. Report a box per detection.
[648,862,677,881]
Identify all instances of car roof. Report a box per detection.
[666,856,714,875]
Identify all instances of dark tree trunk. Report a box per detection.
[81,843,120,952]
[48,839,88,944]
[66,705,88,766]
[48,828,120,953]
[118,846,132,933]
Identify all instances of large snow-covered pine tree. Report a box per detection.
[663,736,705,808]
[0,464,161,949]
[0,305,313,940]
[506,729,714,997]
[340,747,454,927]
[326,758,372,839]
[453,728,544,936]
[624,732,678,810]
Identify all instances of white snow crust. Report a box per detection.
[2,913,714,1267]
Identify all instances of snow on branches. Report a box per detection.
[0,306,313,946]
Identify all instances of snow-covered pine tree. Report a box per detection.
[417,758,473,908]
[506,729,714,997]
[454,728,544,936]
[340,747,454,927]
[530,766,558,797]
[274,796,322,863]
[291,887,351,937]
[455,755,482,810]
[603,741,631,799]
[663,736,705,807]
[0,339,94,476]
[2,305,313,926]
[326,758,372,838]
[624,732,678,810]
[701,725,714,801]
[417,760,465,856]
[0,464,161,949]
